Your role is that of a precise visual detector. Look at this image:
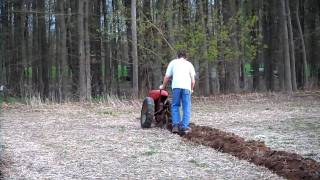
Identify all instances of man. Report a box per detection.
[159,50,196,134]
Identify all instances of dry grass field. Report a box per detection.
[0,93,319,179]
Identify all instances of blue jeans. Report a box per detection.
[171,88,191,129]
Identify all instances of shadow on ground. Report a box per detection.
[182,123,320,180]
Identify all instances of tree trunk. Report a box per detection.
[295,0,308,89]
[78,0,87,101]
[258,0,266,91]
[20,1,27,97]
[280,0,293,94]
[304,0,319,88]
[208,0,220,94]
[285,0,297,91]
[90,0,103,97]
[56,0,68,101]
[7,0,24,96]
[101,0,107,95]
[199,0,210,96]
[37,0,49,98]
[84,0,91,100]
[224,0,240,93]
[131,0,139,97]
[264,0,274,91]
[102,0,111,94]
[166,0,175,58]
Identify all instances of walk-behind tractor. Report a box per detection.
[140,89,172,130]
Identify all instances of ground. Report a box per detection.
[0,93,319,179]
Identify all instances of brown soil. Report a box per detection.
[183,123,320,180]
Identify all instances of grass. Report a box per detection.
[119,126,126,133]
[0,96,22,105]
[143,147,158,156]
[98,110,117,116]
[188,159,209,168]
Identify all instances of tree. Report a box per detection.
[285,0,297,91]
[280,0,293,94]
[56,0,68,101]
[1,0,320,100]
[78,0,91,101]
[295,0,308,89]
[131,0,139,97]
[199,0,210,96]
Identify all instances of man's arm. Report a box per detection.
[190,64,196,92]
[191,79,195,92]
[160,61,173,89]
[160,75,170,89]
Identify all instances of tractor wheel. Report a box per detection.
[141,97,154,128]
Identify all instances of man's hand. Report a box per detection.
[161,75,170,90]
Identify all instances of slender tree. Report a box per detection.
[84,0,91,100]
[78,0,87,101]
[56,0,68,101]
[295,0,308,89]
[285,0,297,91]
[199,0,210,96]
[280,0,293,94]
[131,0,139,97]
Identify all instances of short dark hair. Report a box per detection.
[177,49,187,58]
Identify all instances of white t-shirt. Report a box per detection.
[165,58,196,91]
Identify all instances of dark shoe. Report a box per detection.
[172,126,179,133]
[181,127,192,134]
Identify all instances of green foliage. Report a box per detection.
[188,159,209,168]
[0,96,21,104]
[305,66,311,78]
[24,67,32,78]
[173,10,260,64]
[244,63,253,76]
[174,24,206,59]
[216,23,240,62]
[143,146,158,156]
[93,96,105,103]
[51,66,57,80]
[238,8,260,62]
[309,67,320,77]
[0,95,3,105]
[117,65,128,79]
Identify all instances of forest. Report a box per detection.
[0,0,320,101]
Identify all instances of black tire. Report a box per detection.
[141,97,154,128]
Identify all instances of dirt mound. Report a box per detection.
[183,123,320,180]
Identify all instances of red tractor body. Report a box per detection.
[148,90,169,101]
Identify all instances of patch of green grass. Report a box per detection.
[0,95,3,104]
[98,110,118,117]
[0,95,24,104]
[6,96,21,104]
[92,96,105,103]
[130,155,138,159]
[188,159,208,168]
[143,147,158,156]
[119,126,126,132]
[290,118,320,132]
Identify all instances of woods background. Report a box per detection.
[0,0,319,101]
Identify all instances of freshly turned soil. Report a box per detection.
[182,123,320,180]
